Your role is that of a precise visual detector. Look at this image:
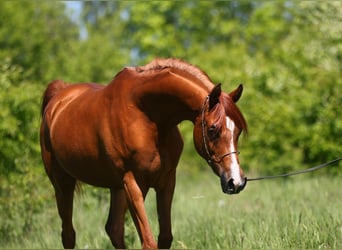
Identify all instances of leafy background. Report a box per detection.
[0,1,341,246]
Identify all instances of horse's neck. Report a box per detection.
[133,69,212,126]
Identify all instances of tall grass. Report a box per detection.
[170,170,342,249]
[1,168,341,249]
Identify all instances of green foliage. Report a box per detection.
[0,58,40,175]
[0,1,79,82]
[0,56,50,242]
[240,1,342,174]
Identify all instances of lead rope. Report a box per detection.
[247,157,342,181]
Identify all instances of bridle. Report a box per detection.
[201,95,239,166]
[200,95,342,182]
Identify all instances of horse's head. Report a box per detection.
[194,84,247,195]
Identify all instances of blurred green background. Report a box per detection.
[0,1,341,247]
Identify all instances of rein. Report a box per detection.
[247,157,342,181]
[201,96,239,165]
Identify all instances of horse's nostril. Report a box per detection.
[223,177,246,194]
[227,178,235,189]
[220,175,245,194]
[221,175,233,194]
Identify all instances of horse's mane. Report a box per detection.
[135,58,213,90]
[135,58,247,133]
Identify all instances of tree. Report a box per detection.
[240,1,342,174]
[0,1,81,240]
[80,1,254,61]
[0,1,79,82]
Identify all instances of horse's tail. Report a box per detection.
[41,80,67,117]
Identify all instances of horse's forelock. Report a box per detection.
[221,95,248,133]
[208,103,226,131]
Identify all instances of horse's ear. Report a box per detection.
[209,84,221,110]
[229,84,243,103]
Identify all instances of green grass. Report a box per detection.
[170,171,342,249]
[1,168,342,249]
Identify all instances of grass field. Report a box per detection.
[2,168,341,249]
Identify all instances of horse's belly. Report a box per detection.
[60,159,124,188]
[78,172,124,188]
[63,161,123,188]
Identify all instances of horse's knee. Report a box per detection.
[158,233,173,249]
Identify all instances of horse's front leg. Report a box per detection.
[156,170,176,249]
[123,171,157,249]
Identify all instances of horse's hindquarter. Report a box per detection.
[45,84,124,188]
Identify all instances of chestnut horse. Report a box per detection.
[40,58,247,249]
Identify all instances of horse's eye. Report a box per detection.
[208,124,218,139]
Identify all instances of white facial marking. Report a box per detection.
[226,117,242,185]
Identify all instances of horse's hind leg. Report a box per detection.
[105,188,127,249]
[44,156,76,248]
[54,170,76,249]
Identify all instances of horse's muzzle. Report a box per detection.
[220,175,247,194]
